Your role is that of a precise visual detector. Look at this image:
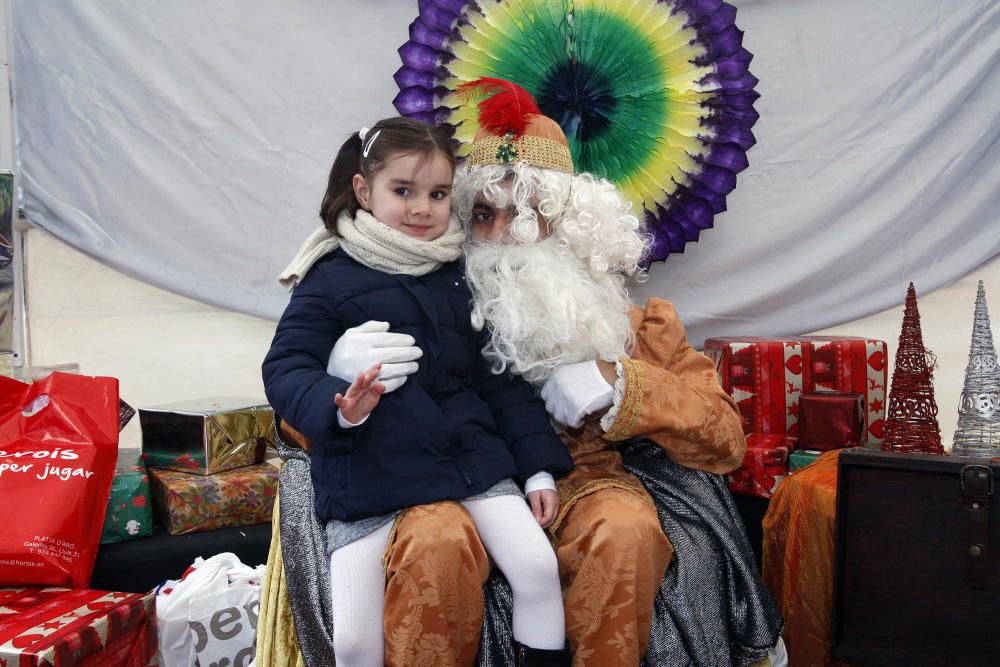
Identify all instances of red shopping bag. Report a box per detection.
[0,372,119,587]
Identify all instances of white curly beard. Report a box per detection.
[464,237,634,385]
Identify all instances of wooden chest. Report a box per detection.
[833,448,1000,666]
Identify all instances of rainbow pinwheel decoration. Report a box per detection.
[393,0,760,262]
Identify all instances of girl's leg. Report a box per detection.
[330,521,394,667]
[461,495,565,650]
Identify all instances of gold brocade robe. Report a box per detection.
[552,298,746,529]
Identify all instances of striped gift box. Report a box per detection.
[0,587,156,667]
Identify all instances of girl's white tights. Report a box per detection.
[461,495,566,650]
[329,494,566,666]
[330,521,393,667]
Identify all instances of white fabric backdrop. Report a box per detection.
[11,0,1000,346]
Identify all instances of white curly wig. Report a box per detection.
[453,161,651,276]
[457,162,654,384]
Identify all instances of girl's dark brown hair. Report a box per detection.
[319,117,456,234]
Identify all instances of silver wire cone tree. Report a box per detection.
[952,280,1000,458]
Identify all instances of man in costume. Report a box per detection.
[326,82,782,666]
[257,82,783,667]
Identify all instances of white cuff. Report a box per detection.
[600,359,628,432]
[337,409,369,429]
[524,471,556,494]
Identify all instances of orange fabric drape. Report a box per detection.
[762,449,850,667]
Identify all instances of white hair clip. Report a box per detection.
[362,130,382,158]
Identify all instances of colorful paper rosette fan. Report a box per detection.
[394,0,760,262]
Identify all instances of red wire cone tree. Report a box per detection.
[881,283,944,454]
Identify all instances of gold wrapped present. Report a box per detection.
[139,397,274,475]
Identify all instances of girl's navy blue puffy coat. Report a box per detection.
[263,249,573,522]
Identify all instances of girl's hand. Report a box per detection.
[527,489,559,529]
[334,364,386,425]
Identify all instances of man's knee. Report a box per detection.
[600,502,671,558]
[561,490,673,565]
[385,501,490,582]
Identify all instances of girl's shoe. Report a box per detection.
[513,641,572,667]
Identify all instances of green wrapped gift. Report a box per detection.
[789,449,822,472]
[99,449,153,544]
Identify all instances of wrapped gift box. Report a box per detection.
[139,398,274,475]
[99,450,153,545]
[0,587,156,667]
[149,463,278,535]
[117,400,136,433]
[798,391,865,451]
[727,434,792,498]
[788,448,822,472]
[704,336,887,447]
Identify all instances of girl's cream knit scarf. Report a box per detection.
[278,209,465,289]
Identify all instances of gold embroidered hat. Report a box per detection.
[457,77,574,175]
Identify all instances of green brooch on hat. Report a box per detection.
[495,130,518,163]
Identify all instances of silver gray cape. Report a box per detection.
[274,430,782,666]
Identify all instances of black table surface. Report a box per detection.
[90,522,272,594]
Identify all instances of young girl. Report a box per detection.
[262,118,572,667]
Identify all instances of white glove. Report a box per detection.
[327,321,423,393]
[540,360,614,428]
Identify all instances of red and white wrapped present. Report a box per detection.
[0,587,156,667]
[704,336,887,447]
[727,434,792,498]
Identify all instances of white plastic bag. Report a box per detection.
[156,552,265,667]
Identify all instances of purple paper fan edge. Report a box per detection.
[394,0,760,264]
